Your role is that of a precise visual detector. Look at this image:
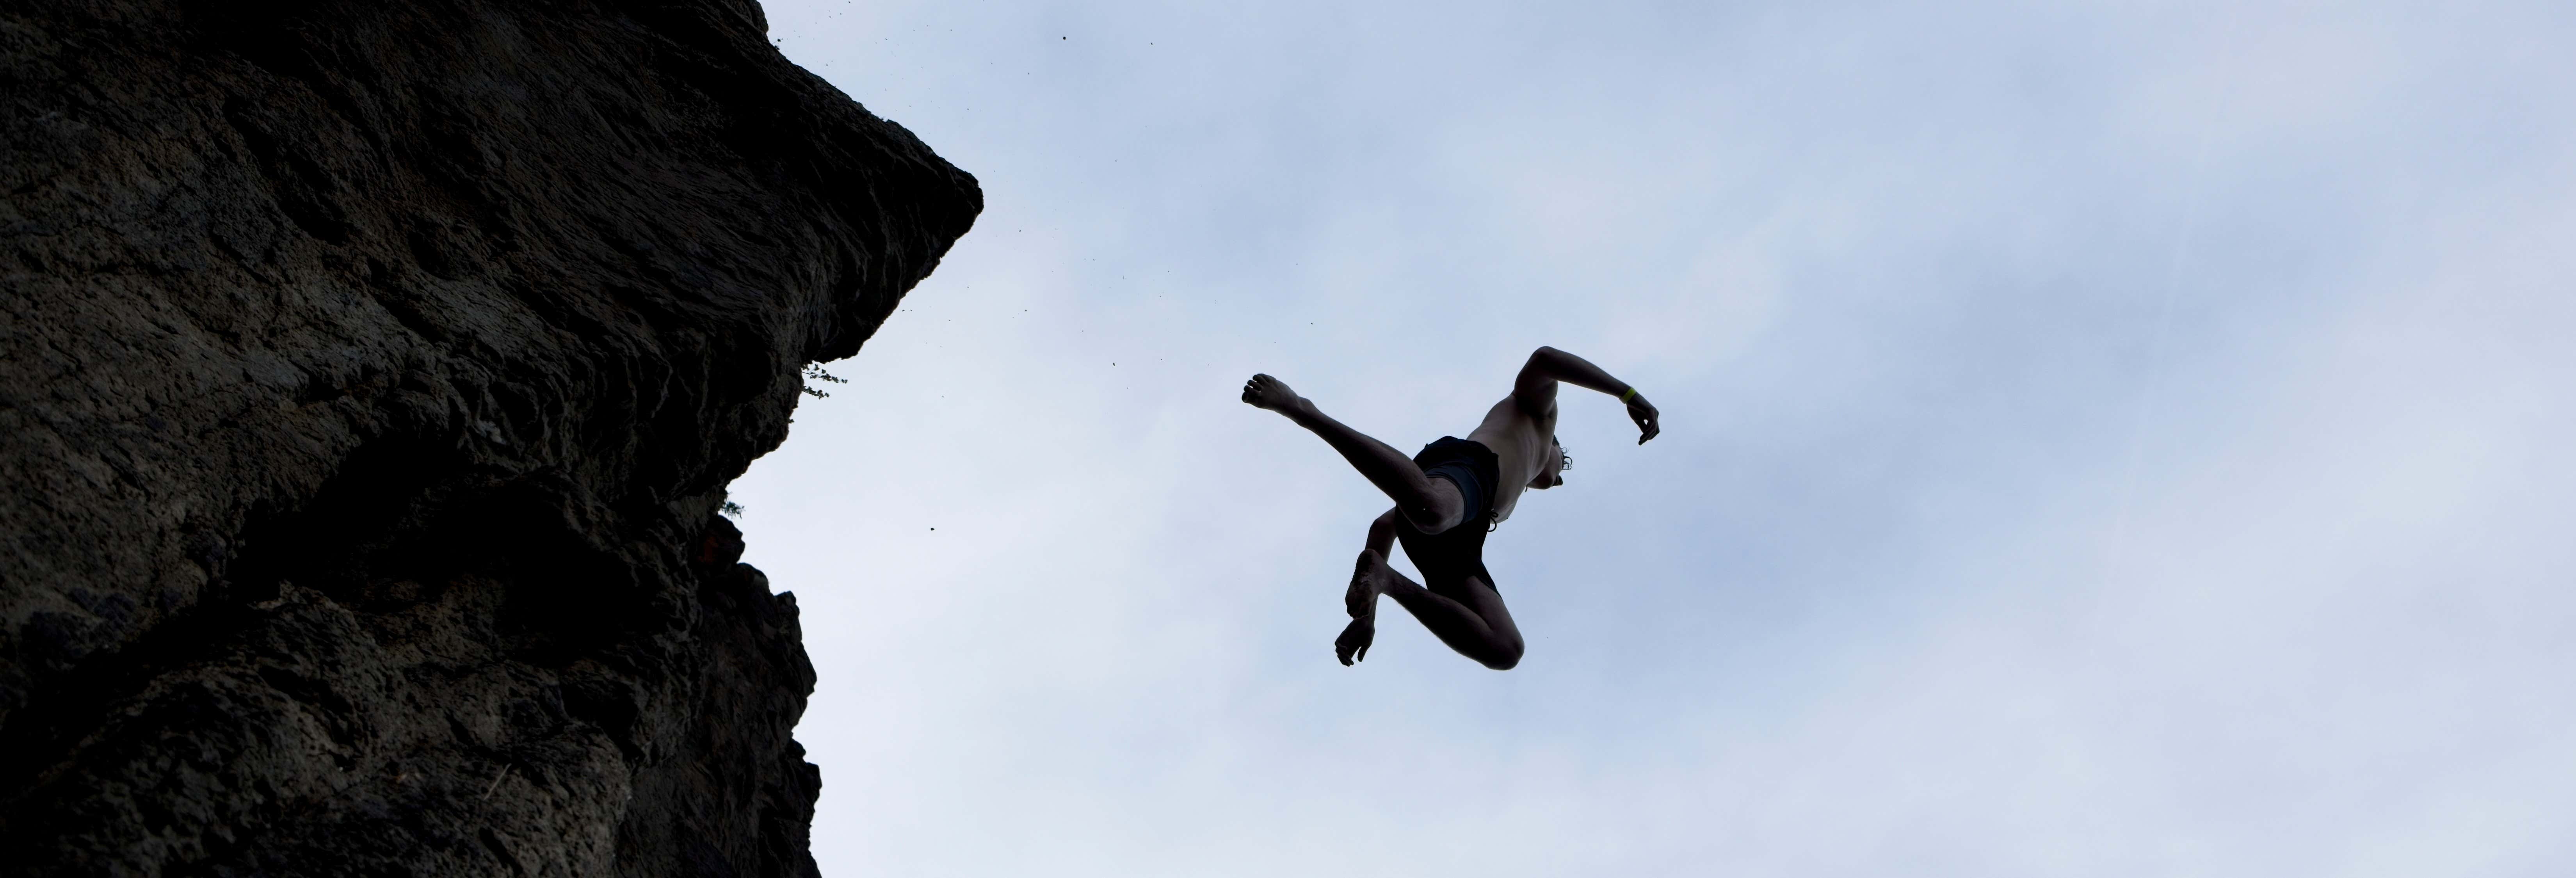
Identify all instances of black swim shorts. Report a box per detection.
[1413,436,1500,526]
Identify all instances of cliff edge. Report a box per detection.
[0,1,980,874]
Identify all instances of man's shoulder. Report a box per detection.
[1469,399,1548,463]
[1492,393,1557,436]
[1473,396,1543,436]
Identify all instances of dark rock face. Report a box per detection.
[0,0,978,874]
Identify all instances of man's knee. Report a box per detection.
[1478,639,1525,671]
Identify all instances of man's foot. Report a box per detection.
[1347,549,1388,618]
[1335,550,1387,666]
[1240,373,1311,418]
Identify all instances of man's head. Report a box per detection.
[1532,436,1567,490]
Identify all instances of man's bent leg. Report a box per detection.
[1359,552,1524,670]
[1243,374,1465,530]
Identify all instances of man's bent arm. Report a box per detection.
[1515,346,1660,443]
[1516,347,1633,407]
[1365,508,1399,557]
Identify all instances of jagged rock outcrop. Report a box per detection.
[0,1,979,874]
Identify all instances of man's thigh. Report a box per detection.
[1431,574,1519,637]
[1402,475,1468,533]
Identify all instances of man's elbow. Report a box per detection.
[1514,348,1564,409]
[1517,347,1561,384]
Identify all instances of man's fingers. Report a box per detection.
[1357,643,1368,662]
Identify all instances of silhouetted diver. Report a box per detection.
[1242,347,1659,669]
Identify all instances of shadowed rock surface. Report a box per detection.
[0,0,979,874]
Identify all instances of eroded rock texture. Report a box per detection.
[0,0,979,874]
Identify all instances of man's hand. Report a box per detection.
[1335,614,1375,665]
[1339,549,1383,665]
[1626,393,1660,444]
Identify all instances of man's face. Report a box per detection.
[1531,439,1565,490]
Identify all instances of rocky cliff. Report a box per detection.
[0,1,979,874]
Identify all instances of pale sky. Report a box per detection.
[729,2,2576,874]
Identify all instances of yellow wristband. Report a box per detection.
[1619,386,1639,402]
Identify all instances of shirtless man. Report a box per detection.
[1241,347,1660,669]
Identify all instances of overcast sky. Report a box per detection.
[728,2,2576,874]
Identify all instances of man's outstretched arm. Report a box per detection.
[1513,346,1661,443]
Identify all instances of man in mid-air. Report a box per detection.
[1242,347,1659,669]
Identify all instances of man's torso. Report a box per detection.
[1466,395,1555,523]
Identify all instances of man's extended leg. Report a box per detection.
[1341,550,1524,670]
[1242,374,1465,530]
